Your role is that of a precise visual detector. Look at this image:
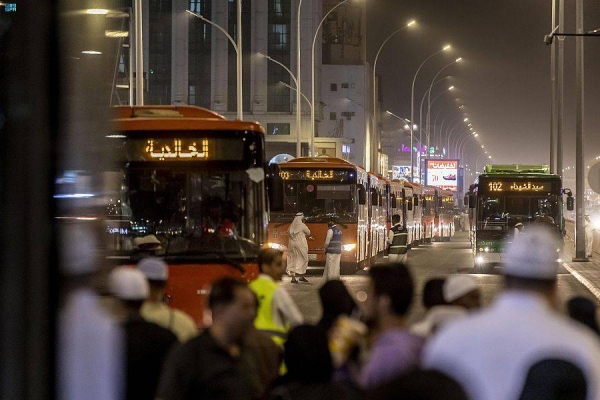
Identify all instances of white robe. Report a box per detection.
[585,221,594,257]
[287,216,310,274]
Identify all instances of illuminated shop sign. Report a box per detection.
[426,159,459,192]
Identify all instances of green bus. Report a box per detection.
[466,164,573,268]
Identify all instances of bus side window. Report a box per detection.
[358,184,366,205]
[371,189,379,206]
[407,199,413,211]
[413,194,419,207]
[266,164,283,211]
[391,194,397,209]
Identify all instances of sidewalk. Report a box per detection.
[562,237,600,300]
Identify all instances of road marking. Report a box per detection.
[563,262,600,301]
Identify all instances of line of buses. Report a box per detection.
[65,105,456,326]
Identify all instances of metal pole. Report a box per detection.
[427,59,458,156]
[574,0,587,261]
[134,0,144,105]
[557,0,564,176]
[550,0,556,173]
[236,0,243,120]
[311,0,349,158]
[296,0,303,157]
[129,8,133,104]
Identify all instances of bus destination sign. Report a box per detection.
[487,181,551,192]
[146,139,210,160]
[279,169,351,181]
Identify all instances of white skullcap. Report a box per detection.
[109,267,149,300]
[503,224,560,280]
[133,234,162,249]
[137,257,168,281]
[443,275,479,303]
[295,212,304,217]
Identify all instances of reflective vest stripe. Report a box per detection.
[390,225,408,255]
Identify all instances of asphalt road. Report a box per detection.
[283,232,597,325]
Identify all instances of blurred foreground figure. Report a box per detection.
[266,325,361,400]
[361,264,425,388]
[57,225,124,400]
[137,257,198,342]
[518,359,587,400]
[109,267,178,400]
[156,277,258,400]
[367,369,467,400]
[423,225,600,400]
[567,296,600,336]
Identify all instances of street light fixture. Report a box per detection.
[426,57,462,152]
[311,0,352,157]
[370,19,417,172]
[187,9,243,120]
[258,52,303,156]
[410,44,452,181]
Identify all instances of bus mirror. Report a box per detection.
[358,184,366,205]
[266,165,284,211]
[371,189,379,206]
[407,200,413,211]
[469,194,476,209]
[391,195,397,209]
[567,196,574,211]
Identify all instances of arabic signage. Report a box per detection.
[486,181,551,193]
[392,165,411,180]
[425,159,459,192]
[123,137,246,162]
[279,169,352,181]
[146,139,210,160]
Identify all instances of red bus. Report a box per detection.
[105,106,268,326]
[267,157,388,272]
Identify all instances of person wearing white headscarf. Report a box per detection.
[287,213,311,283]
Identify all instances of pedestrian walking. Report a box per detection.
[249,247,304,346]
[108,267,178,400]
[423,225,600,400]
[360,264,425,388]
[137,257,198,342]
[323,219,342,283]
[387,214,408,263]
[156,277,258,400]
[287,212,311,283]
[585,215,595,258]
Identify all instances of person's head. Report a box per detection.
[519,359,587,400]
[567,296,600,335]
[422,278,447,310]
[392,214,401,225]
[295,212,304,222]
[208,277,257,341]
[365,264,414,326]
[366,369,468,400]
[327,219,336,228]
[503,224,561,301]
[318,280,357,332]
[137,257,168,294]
[258,247,285,281]
[443,275,481,310]
[108,267,149,310]
[284,325,333,384]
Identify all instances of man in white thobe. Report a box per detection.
[287,212,310,283]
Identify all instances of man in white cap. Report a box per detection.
[287,212,311,283]
[109,267,178,400]
[423,225,600,400]
[137,257,198,342]
[443,274,481,310]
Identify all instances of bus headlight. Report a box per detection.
[484,247,489,252]
[476,255,485,264]
[342,243,356,251]
[267,243,287,251]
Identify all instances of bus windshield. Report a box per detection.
[106,165,262,259]
[271,181,357,223]
[479,194,559,229]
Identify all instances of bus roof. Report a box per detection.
[112,105,265,134]
[484,164,551,174]
[281,157,362,170]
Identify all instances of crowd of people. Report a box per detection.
[59,223,600,400]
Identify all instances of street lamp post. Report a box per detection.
[419,86,453,160]
[259,52,302,157]
[410,44,451,181]
[187,10,243,120]
[280,81,313,110]
[296,0,303,157]
[427,58,461,151]
[311,0,351,157]
[370,20,416,172]
[387,110,419,178]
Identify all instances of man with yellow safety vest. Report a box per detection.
[388,214,408,263]
[249,248,304,345]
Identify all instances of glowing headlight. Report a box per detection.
[476,255,485,264]
[267,242,287,250]
[342,243,357,251]
[484,247,489,252]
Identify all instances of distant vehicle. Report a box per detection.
[443,174,456,181]
[465,164,567,270]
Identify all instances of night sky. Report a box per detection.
[367,0,600,173]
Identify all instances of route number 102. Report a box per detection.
[488,182,503,191]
